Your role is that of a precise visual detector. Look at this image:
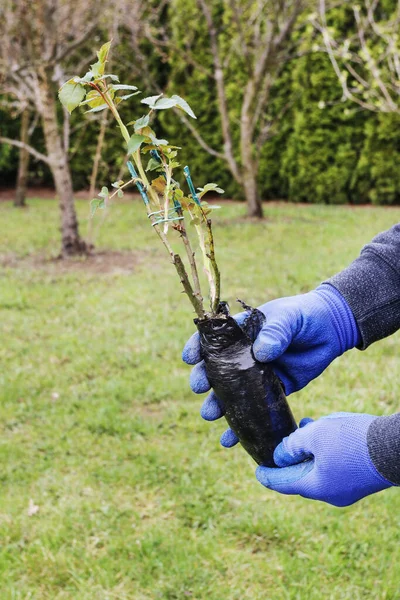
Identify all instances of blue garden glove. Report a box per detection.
[182,284,360,448]
[256,413,394,507]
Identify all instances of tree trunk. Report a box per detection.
[37,72,87,257]
[240,82,263,218]
[243,167,262,218]
[14,109,30,207]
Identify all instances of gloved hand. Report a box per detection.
[182,284,360,448]
[256,413,393,507]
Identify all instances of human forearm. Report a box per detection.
[368,413,400,485]
[327,223,400,349]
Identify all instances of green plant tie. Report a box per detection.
[126,161,150,206]
[183,166,201,206]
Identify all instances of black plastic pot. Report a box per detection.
[196,304,297,467]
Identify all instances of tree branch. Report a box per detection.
[174,110,226,162]
[53,23,98,65]
[197,0,241,182]
[0,137,52,165]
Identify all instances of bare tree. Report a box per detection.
[0,0,108,255]
[314,0,400,113]
[130,0,305,218]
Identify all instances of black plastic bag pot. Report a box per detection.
[196,303,297,467]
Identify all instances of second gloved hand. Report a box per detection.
[182,284,360,448]
[256,413,394,507]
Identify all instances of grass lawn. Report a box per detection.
[0,197,399,599]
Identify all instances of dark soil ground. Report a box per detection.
[0,250,144,275]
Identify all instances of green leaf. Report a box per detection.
[174,188,184,200]
[90,198,105,217]
[149,134,169,147]
[98,186,109,198]
[138,126,154,138]
[80,89,104,108]
[112,84,138,91]
[127,134,146,154]
[134,115,150,131]
[73,71,93,84]
[190,217,201,226]
[92,74,119,82]
[118,92,141,101]
[197,183,225,198]
[58,80,86,114]
[90,61,103,78]
[146,157,161,172]
[112,180,124,189]
[85,104,108,113]
[97,41,112,64]
[141,94,163,108]
[171,95,197,119]
[151,97,178,110]
[117,189,124,198]
[141,93,195,115]
[104,74,119,82]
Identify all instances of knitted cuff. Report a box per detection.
[367,413,400,485]
[315,284,361,353]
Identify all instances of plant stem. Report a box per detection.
[178,224,204,314]
[173,254,205,318]
[161,161,204,314]
[96,87,206,319]
[194,221,215,310]
[135,151,205,319]
[205,218,220,315]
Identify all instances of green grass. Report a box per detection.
[0,197,399,599]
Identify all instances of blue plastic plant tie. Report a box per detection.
[173,196,182,211]
[150,150,167,182]
[149,151,182,212]
[150,150,162,163]
[127,161,150,206]
[183,166,201,206]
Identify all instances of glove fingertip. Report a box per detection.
[220,429,239,448]
[273,441,294,467]
[200,393,224,421]
[255,465,273,488]
[182,332,202,365]
[299,417,314,428]
[256,461,314,490]
[190,362,211,394]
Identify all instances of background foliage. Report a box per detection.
[1,0,399,205]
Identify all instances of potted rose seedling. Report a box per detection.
[59,42,296,466]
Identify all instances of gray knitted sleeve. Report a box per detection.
[367,414,400,485]
[326,223,400,349]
